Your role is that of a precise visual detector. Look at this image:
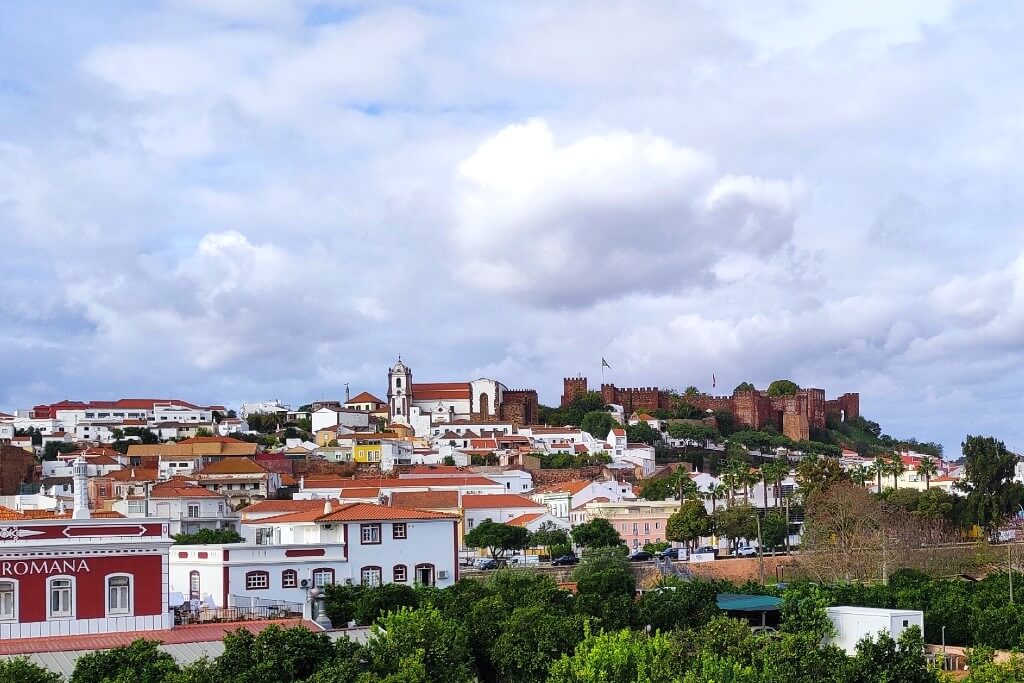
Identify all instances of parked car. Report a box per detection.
[628,550,654,562]
[477,558,505,570]
[693,545,717,555]
[736,545,758,557]
[659,547,685,560]
[551,553,579,566]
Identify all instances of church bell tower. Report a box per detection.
[388,357,412,424]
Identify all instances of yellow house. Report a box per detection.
[353,442,383,463]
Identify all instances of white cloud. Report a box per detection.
[451,119,804,306]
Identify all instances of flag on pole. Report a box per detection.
[712,373,716,389]
[602,357,611,369]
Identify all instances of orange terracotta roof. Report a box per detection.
[534,480,592,495]
[0,505,26,520]
[303,476,499,489]
[461,494,544,510]
[245,501,456,525]
[320,502,456,521]
[506,512,544,526]
[106,468,159,482]
[411,382,471,400]
[0,619,315,656]
[198,458,268,475]
[18,509,126,519]
[242,499,329,515]
[405,465,463,475]
[338,487,381,498]
[611,428,626,436]
[151,483,223,499]
[346,391,385,405]
[389,490,460,509]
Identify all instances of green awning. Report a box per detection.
[716,593,782,612]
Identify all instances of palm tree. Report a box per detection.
[916,455,938,490]
[676,474,699,501]
[762,460,790,510]
[872,455,886,492]
[850,465,870,488]
[740,468,759,504]
[704,483,729,512]
[720,460,744,506]
[887,453,907,491]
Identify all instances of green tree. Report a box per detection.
[580,410,616,439]
[916,455,939,490]
[636,578,721,632]
[361,607,473,683]
[734,382,756,393]
[42,441,77,461]
[766,380,800,396]
[529,523,571,556]
[780,584,835,641]
[353,583,420,625]
[195,427,214,437]
[626,420,661,445]
[71,639,180,683]
[713,504,757,553]
[844,627,938,683]
[464,519,531,559]
[573,547,636,630]
[570,517,624,549]
[490,606,584,683]
[761,511,788,552]
[173,528,244,544]
[0,658,63,683]
[665,499,711,550]
[959,435,1023,533]
[562,392,608,426]
[795,454,849,501]
[885,453,907,491]
[644,540,671,554]
[214,626,336,683]
[548,628,682,683]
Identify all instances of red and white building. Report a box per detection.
[171,500,460,608]
[0,457,173,639]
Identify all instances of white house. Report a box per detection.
[531,479,637,520]
[311,407,371,434]
[177,501,460,607]
[461,493,546,542]
[295,475,505,502]
[113,478,237,536]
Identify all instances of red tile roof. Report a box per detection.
[404,465,464,475]
[241,499,328,515]
[245,501,457,525]
[346,391,385,405]
[461,494,544,510]
[534,480,592,495]
[506,512,544,526]
[389,490,460,509]
[198,458,269,475]
[304,476,499,489]
[0,505,26,520]
[0,619,317,656]
[411,382,471,400]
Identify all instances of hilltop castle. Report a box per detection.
[561,375,859,442]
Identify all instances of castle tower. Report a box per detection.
[560,375,588,408]
[387,357,412,424]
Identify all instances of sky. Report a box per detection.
[2,0,1023,457]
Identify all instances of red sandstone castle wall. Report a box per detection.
[561,377,588,408]
[501,390,539,426]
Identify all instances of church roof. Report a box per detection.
[412,383,471,400]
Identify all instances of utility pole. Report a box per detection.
[1010,542,1015,605]
[755,512,765,585]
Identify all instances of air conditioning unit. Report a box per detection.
[437,570,449,579]
[300,579,310,589]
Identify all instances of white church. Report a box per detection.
[386,358,529,437]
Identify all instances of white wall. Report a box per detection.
[826,607,924,654]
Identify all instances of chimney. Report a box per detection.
[71,455,91,519]
[323,498,333,515]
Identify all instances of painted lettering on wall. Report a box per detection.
[0,559,90,576]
